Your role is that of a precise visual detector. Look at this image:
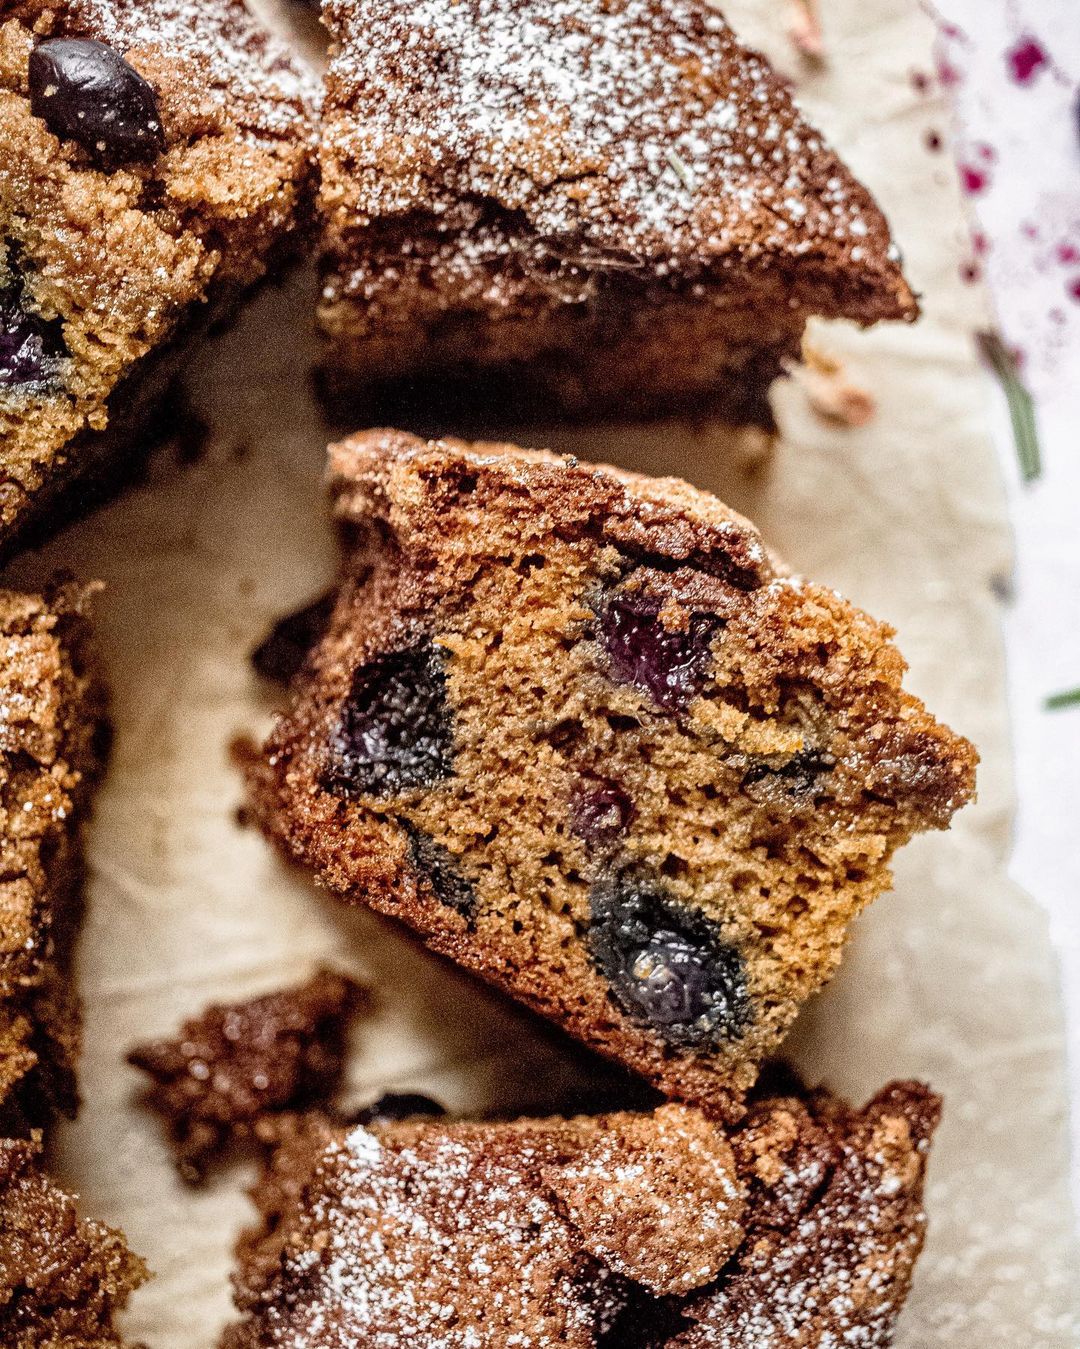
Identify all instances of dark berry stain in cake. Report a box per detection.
[251,591,335,684]
[597,591,721,712]
[399,820,476,917]
[0,279,65,389]
[589,873,749,1046]
[350,1091,446,1127]
[28,38,165,163]
[569,775,635,845]
[323,640,453,797]
[741,748,835,802]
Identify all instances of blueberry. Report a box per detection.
[399,820,475,917]
[589,872,749,1046]
[28,38,165,163]
[597,590,721,712]
[0,280,65,389]
[250,592,334,684]
[569,775,635,845]
[741,748,835,800]
[350,1092,446,1128]
[322,640,454,798]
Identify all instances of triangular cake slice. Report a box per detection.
[318,0,917,426]
[249,431,976,1114]
[223,1080,940,1347]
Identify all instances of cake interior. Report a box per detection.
[264,444,976,1111]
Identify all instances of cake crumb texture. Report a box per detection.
[0,1131,147,1348]
[0,579,106,1136]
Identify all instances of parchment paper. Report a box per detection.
[7,1,1078,1344]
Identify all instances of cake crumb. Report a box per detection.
[128,969,368,1183]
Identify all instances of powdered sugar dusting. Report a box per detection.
[227,1088,939,1348]
[322,0,899,275]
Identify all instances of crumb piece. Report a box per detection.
[787,0,825,60]
[545,1103,746,1296]
[789,345,877,426]
[127,969,367,1182]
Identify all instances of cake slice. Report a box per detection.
[0,580,107,1135]
[0,1133,146,1348]
[0,587,142,1346]
[249,432,977,1115]
[223,1079,940,1347]
[0,0,316,558]
[317,0,917,428]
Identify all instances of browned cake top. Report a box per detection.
[322,0,915,314]
[0,1133,146,1347]
[329,428,776,590]
[225,1082,940,1348]
[0,581,105,1132]
[128,968,368,1182]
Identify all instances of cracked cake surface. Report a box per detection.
[318,0,917,426]
[0,0,316,556]
[0,580,106,1136]
[222,1079,940,1348]
[249,432,977,1116]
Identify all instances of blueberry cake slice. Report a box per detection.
[249,432,977,1115]
[0,580,106,1136]
[317,0,917,428]
[223,1079,940,1347]
[0,0,316,557]
[0,1132,146,1348]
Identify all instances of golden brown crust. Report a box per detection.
[0,1132,147,1348]
[250,433,976,1117]
[222,1081,940,1348]
[0,579,107,1135]
[317,0,916,424]
[0,0,317,553]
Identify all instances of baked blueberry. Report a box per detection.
[569,776,635,845]
[400,821,475,917]
[589,872,749,1047]
[29,38,165,163]
[323,640,454,798]
[350,1091,446,1127]
[598,591,721,712]
[0,280,65,390]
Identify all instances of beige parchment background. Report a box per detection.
[7,0,1078,1344]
